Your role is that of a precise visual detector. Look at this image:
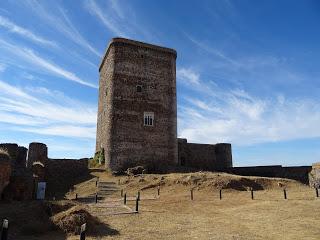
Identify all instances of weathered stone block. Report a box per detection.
[27,142,48,168]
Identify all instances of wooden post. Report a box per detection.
[1,219,9,240]
[80,223,86,240]
[137,191,140,201]
[190,189,193,200]
[316,188,319,198]
[157,186,160,196]
[219,189,222,200]
[95,180,98,187]
[135,196,139,213]
[251,189,254,200]
[75,193,78,200]
[283,189,287,199]
[124,193,127,205]
[95,193,98,203]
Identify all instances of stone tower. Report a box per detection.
[96,38,178,172]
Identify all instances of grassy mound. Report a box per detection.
[122,172,302,191]
[51,205,102,235]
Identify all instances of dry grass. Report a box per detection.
[2,171,319,239]
[67,187,320,240]
[52,205,97,234]
[0,148,10,160]
[66,171,320,240]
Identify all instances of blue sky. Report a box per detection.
[1,0,320,166]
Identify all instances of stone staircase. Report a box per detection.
[97,181,119,200]
[86,181,136,216]
[76,180,119,203]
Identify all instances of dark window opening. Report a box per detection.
[180,157,186,166]
[136,85,142,93]
[144,112,154,126]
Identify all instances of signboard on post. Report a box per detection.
[37,182,46,200]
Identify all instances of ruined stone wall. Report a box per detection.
[45,158,89,197]
[228,165,311,184]
[97,38,178,172]
[3,174,33,200]
[16,146,28,168]
[178,138,233,171]
[0,152,11,197]
[45,158,89,179]
[0,143,18,168]
[0,143,33,200]
[27,142,48,168]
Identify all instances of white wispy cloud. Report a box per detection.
[178,69,320,145]
[0,79,96,139]
[0,15,57,47]
[84,0,127,37]
[19,125,96,139]
[84,0,157,41]
[185,34,288,75]
[177,68,200,85]
[186,34,241,67]
[109,0,125,19]
[24,0,100,57]
[0,39,97,88]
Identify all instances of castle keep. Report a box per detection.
[96,38,232,172]
[96,38,178,171]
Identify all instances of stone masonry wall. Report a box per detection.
[178,138,233,171]
[228,165,311,184]
[97,38,178,172]
[16,146,28,168]
[45,158,89,180]
[0,143,18,168]
[0,143,33,200]
[0,152,11,197]
[27,142,48,168]
[45,158,89,197]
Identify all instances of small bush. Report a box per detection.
[89,148,105,168]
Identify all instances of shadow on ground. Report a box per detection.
[0,199,119,240]
[46,169,105,200]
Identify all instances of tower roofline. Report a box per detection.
[99,37,177,72]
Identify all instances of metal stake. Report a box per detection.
[135,196,139,213]
[1,219,9,240]
[80,223,86,240]
[283,189,287,199]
